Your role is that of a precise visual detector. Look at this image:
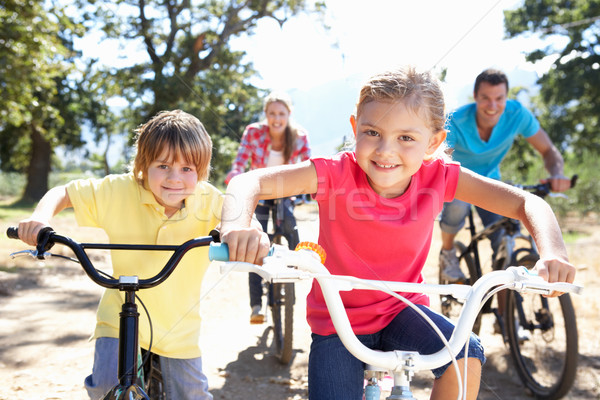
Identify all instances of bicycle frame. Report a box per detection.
[209,243,582,400]
[461,210,537,279]
[8,227,217,400]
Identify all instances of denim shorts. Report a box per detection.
[440,199,504,253]
[307,305,486,400]
[84,337,213,400]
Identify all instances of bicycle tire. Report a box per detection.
[271,281,295,364]
[439,242,483,335]
[270,233,295,365]
[504,253,578,399]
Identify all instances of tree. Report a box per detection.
[0,0,87,203]
[504,1,600,157]
[78,0,326,183]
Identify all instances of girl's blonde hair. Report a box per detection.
[264,91,299,164]
[356,66,448,159]
[131,109,212,185]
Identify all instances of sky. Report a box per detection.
[231,0,554,107]
[226,0,559,156]
[74,0,562,161]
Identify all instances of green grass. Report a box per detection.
[562,229,588,244]
[0,199,32,221]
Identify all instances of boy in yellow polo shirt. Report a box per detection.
[16,110,268,399]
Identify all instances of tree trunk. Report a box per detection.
[20,124,51,204]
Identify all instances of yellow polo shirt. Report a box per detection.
[66,173,223,358]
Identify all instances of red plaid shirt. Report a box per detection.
[225,122,311,184]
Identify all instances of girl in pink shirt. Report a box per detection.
[220,66,575,400]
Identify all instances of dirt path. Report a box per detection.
[1,204,599,399]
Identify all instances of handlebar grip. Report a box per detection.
[208,242,230,261]
[571,175,578,188]
[7,226,18,239]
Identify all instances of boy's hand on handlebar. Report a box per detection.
[534,257,576,297]
[17,219,51,247]
[541,175,571,193]
[220,227,270,265]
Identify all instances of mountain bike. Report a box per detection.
[254,196,304,364]
[438,177,578,400]
[7,226,219,400]
[208,240,583,400]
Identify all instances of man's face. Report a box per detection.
[474,81,508,128]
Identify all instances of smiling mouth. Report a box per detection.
[373,161,399,169]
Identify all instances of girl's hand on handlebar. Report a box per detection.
[220,227,270,265]
[534,257,577,297]
[17,219,51,247]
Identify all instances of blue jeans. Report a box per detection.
[84,337,213,400]
[439,198,503,254]
[307,305,485,400]
[250,198,300,307]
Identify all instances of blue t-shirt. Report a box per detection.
[445,99,540,179]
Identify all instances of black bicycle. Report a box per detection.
[438,178,578,400]
[7,226,219,400]
[255,197,303,365]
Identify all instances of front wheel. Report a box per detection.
[504,254,578,399]
[271,282,295,364]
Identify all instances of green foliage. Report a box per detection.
[504,0,600,158]
[210,135,241,189]
[0,0,89,202]
[1,0,325,201]
[72,0,323,180]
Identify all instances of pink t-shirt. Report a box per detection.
[309,151,460,335]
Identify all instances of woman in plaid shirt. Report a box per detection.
[226,92,312,323]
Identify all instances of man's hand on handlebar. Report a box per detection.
[541,174,572,193]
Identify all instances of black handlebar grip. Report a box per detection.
[7,226,18,239]
[571,175,578,189]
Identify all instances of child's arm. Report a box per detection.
[18,185,73,246]
[220,160,318,264]
[454,168,576,291]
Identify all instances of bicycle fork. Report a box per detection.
[364,355,418,400]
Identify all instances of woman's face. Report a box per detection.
[265,101,290,138]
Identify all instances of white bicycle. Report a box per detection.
[208,241,583,400]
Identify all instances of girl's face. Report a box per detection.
[265,101,290,138]
[147,149,199,217]
[351,100,445,198]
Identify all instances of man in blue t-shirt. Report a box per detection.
[439,69,571,283]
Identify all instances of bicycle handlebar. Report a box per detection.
[519,174,578,198]
[7,226,216,290]
[209,242,583,372]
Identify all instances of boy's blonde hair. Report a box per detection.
[263,91,299,164]
[356,66,446,133]
[132,110,212,185]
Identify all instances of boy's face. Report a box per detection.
[147,149,199,216]
[351,100,445,198]
[265,101,290,138]
[474,81,507,128]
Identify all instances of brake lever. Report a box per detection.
[10,249,52,259]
